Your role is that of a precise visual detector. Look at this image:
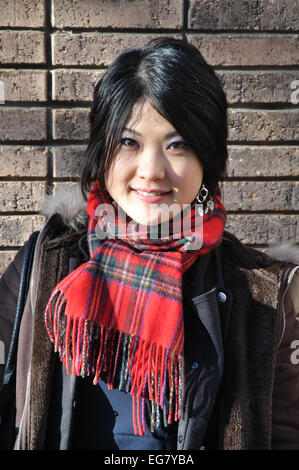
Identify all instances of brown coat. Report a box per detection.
[1,186,299,450]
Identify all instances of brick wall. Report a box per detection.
[0,0,298,274]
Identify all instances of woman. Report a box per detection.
[0,37,299,450]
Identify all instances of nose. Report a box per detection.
[136,147,166,181]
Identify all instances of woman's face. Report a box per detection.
[105,101,204,226]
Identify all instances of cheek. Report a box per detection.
[175,159,203,192]
[105,155,133,188]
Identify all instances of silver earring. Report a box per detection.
[195,183,214,215]
[196,183,209,204]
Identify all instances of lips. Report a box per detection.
[132,188,172,203]
[132,188,171,196]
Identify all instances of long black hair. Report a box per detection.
[80,37,228,199]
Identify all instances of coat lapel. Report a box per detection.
[24,215,85,449]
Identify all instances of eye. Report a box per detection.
[168,141,189,151]
[121,137,139,149]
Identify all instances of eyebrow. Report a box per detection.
[123,127,180,139]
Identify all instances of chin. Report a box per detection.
[130,215,160,227]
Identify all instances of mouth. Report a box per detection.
[132,187,171,195]
[132,188,172,203]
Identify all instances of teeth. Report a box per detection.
[136,190,164,196]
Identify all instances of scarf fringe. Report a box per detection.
[45,289,184,436]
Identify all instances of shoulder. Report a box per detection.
[22,184,88,310]
[41,183,88,234]
[221,230,299,269]
[220,230,299,348]
[220,230,299,301]
[34,183,89,252]
[220,230,298,290]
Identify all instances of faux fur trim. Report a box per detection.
[41,184,88,231]
[265,242,299,265]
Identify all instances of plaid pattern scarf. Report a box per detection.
[45,181,226,435]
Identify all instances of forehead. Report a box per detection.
[125,101,175,133]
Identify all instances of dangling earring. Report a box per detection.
[195,183,214,215]
[196,183,209,204]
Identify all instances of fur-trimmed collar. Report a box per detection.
[266,242,299,265]
[40,183,299,264]
[41,183,88,231]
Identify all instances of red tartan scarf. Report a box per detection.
[45,181,226,435]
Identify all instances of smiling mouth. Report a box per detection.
[135,190,170,197]
[132,189,172,204]
[133,189,171,196]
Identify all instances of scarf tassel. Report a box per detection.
[45,290,184,436]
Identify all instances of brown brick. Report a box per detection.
[0,250,17,276]
[228,109,298,142]
[225,214,299,245]
[227,146,299,177]
[52,32,181,67]
[52,108,298,147]
[218,71,298,105]
[52,69,104,102]
[187,34,299,66]
[221,181,299,212]
[52,0,183,29]
[0,0,46,28]
[0,70,47,102]
[188,0,299,31]
[0,146,48,177]
[0,215,45,246]
[0,31,45,64]
[0,108,47,141]
[53,145,85,178]
[52,108,89,141]
[53,181,80,194]
[226,146,299,177]
[0,182,46,212]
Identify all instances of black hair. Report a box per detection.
[80,37,228,199]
